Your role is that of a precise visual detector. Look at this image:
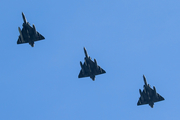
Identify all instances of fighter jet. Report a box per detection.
[17,12,45,47]
[78,47,106,81]
[137,75,165,108]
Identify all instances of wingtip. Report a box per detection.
[78,74,81,78]
[137,102,140,106]
[101,69,106,74]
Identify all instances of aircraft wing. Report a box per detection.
[154,93,165,102]
[17,36,28,44]
[148,87,165,102]
[78,69,90,78]
[78,61,106,78]
[137,97,149,106]
[95,66,106,75]
[34,31,45,41]
[137,89,149,106]
[17,27,45,44]
[17,28,29,44]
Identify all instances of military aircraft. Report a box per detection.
[17,12,45,47]
[137,75,165,108]
[78,47,106,81]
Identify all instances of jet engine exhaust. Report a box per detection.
[90,75,95,81]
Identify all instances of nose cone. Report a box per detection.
[22,12,25,19]
[143,75,146,79]
[22,12,24,16]
[22,12,27,24]
[143,75,148,86]
[83,47,88,57]
[83,47,86,52]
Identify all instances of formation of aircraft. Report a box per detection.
[16,12,165,108]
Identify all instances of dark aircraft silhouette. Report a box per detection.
[137,75,165,108]
[17,12,45,47]
[78,47,106,81]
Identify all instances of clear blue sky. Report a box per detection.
[0,0,180,120]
